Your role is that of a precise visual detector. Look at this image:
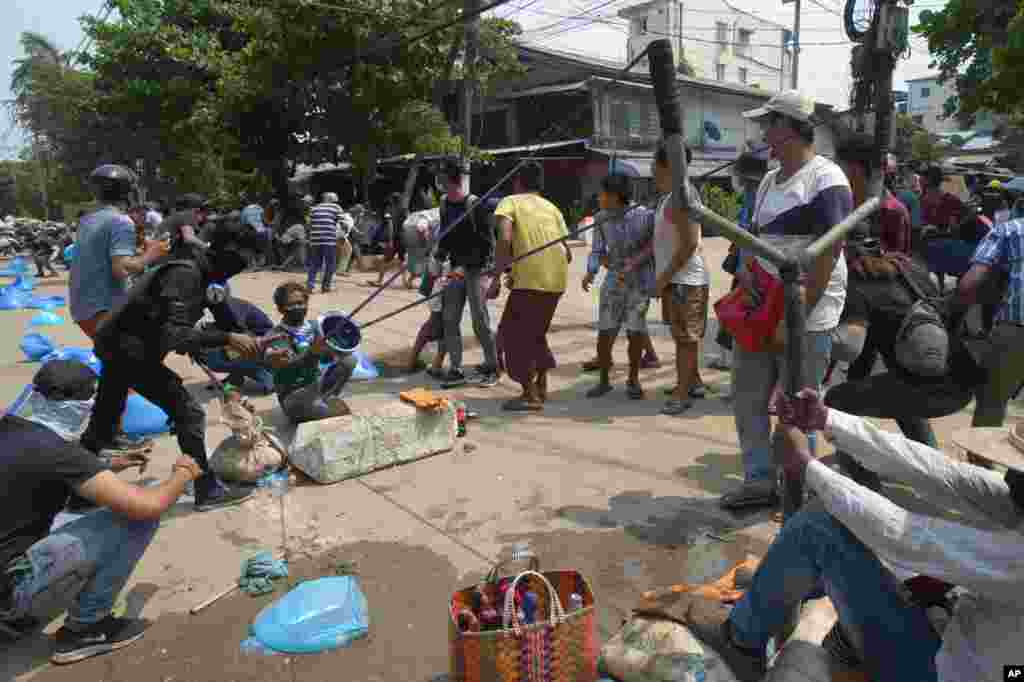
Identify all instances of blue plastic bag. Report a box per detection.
[29,311,64,326]
[350,349,379,381]
[63,244,76,264]
[251,576,369,654]
[0,286,29,310]
[20,333,56,361]
[26,295,66,310]
[41,347,103,376]
[12,275,34,292]
[122,393,171,435]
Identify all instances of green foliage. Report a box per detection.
[700,183,741,223]
[911,130,944,165]
[914,1,1024,120]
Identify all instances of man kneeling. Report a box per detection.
[685,389,1024,682]
[0,361,203,664]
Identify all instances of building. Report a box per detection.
[905,75,958,134]
[618,0,793,91]
[893,90,907,115]
[470,43,835,223]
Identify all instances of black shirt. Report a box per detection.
[437,197,494,269]
[160,210,196,245]
[0,416,107,566]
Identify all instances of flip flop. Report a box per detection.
[719,481,779,510]
[640,356,661,369]
[581,359,606,372]
[586,383,613,398]
[502,398,543,412]
[626,382,645,399]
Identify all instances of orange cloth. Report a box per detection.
[636,557,758,615]
[399,387,449,411]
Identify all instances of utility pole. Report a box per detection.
[461,0,480,193]
[791,0,801,89]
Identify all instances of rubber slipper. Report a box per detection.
[640,356,661,369]
[663,385,677,396]
[582,359,605,372]
[690,383,708,399]
[661,399,692,415]
[626,382,645,399]
[502,398,543,412]
[425,367,446,380]
[586,383,613,398]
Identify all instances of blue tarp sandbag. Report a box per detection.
[20,333,56,361]
[0,286,29,310]
[122,393,171,436]
[350,349,379,381]
[12,275,34,292]
[251,576,369,654]
[26,295,66,310]
[41,347,103,376]
[29,311,64,326]
[63,244,76,264]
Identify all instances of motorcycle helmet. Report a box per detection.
[89,164,137,204]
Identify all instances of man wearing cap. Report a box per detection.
[683,388,1024,682]
[161,194,211,251]
[0,360,205,664]
[920,166,967,241]
[835,133,912,256]
[723,90,853,510]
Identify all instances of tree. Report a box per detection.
[914,1,1024,124]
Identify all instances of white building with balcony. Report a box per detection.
[905,75,958,135]
[618,0,793,92]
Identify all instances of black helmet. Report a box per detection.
[89,164,137,203]
[204,220,267,280]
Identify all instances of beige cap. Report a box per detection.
[952,424,1024,472]
[743,90,816,123]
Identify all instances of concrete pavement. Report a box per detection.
[0,238,1007,681]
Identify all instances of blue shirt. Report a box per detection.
[586,204,656,294]
[69,206,138,323]
[308,202,343,246]
[970,218,1024,323]
[240,204,266,233]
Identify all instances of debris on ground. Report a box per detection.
[238,551,290,596]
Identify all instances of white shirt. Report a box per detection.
[749,155,851,332]
[654,187,708,287]
[809,409,1024,682]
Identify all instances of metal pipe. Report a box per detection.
[779,262,807,520]
[690,203,790,266]
[802,197,880,263]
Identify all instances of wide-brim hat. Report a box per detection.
[952,424,1024,472]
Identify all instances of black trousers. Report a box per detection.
[82,350,210,473]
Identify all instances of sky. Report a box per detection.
[1,0,946,159]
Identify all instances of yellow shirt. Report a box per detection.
[494,193,569,293]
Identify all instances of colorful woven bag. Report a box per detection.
[449,560,598,682]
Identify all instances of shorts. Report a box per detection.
[662,283,708,344]
[598,282,650,334]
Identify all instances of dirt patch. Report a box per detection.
[27,542,461,682]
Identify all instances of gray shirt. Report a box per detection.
[69,206,138,323]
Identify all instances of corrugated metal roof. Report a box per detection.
[496,81,588,100]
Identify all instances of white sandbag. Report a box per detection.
[289,396,456,484]
[209,394,287,483]
[601,617,739,682]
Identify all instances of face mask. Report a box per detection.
[13,390,95,441]
[282,306,308,327]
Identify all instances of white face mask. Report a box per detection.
[13,390,95,441]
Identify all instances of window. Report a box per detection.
[912,114,924,125]
[920,86,931,98]
[736,28,752,56]
[635,18,648,35]
[716,64,726,81]
[716,22,728,43]
[739,67,748,84]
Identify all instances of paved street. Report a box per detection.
[0,238,1001,681]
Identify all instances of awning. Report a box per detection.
[496,81,587,100]
[588,147,734,179]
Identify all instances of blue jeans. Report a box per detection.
[307,243,337,291]
[442,267,497,371]
[729,506,940,682]
[203,350,274,393]
[2,510,159,628]
[732,330,833,482]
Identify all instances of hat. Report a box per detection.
[33,360,98,401]
[952,424,1024,472]
[743,90,816,124]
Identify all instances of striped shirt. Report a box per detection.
[970,217,1024,323]
[308,202,343,246]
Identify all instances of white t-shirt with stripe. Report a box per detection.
[308,202,344,246]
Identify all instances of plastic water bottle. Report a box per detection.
[569,593,584,612]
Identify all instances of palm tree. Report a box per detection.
[10,31,69,219]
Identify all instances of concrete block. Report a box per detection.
[289,396,457,484]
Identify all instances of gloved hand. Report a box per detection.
[776,388,829,433]
[773,425,814,481]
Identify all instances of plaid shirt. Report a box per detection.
[971,218,1024,323]
[586,204,656,294]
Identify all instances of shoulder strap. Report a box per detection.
[893,259,931,303]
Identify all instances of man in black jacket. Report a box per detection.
[435,158,498,387]
[79,220,265,511]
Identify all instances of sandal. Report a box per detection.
[626,381,644,399]
[502,398,543,412]
[640,356,661,370]
[719,480,779,510]
[586,383,613,398]
[661,398,692,415]
[582,358,606,372]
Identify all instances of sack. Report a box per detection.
[251,576,369,654]
[449,560,598,682]
[20,332,56,361]
[713,260,784,353]
[600,618,738,682]
[211,397,286,482]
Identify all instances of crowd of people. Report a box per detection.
[1,87,1023,680]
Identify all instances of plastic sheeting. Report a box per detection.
[250,576,369,654]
